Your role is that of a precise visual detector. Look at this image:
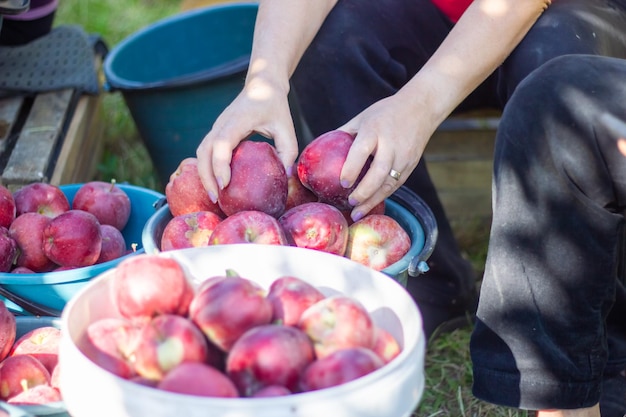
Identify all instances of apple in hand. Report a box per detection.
[9,213,55,272]
[72,180,131,231]
[0,184,15,229]
[0,355,51,400]
[82,317,141,379]
[160,210,222,251]
[43,209,102,267]
[165,157,224,217]
[278,202,349,255]
[285,174,317,211]
[0,303,16,362]
[218,141,288,218]
[132,314,210,381]
[299,347,384,392]
[97,224,127,263]
[297,130,372,210]
[157,362,239,398]
[226,324,315,396]
[209,210,287,246]
[0,227,17,273]
[266,275,326,326]
[189,273,273,352]
[13,182,69,218]
[10,326,61,374]
[298,295,374,359]
[7,384,61,405]
[345,214,411,271]
[112,254,195,321]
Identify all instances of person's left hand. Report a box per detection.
[338,93,437,221]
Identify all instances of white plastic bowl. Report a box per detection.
[59,245,425,417]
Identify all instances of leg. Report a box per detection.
[471,55,626,412]
[291,0,477,340]
[495,0,626,104]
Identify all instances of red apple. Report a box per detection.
[165,157,224,217]
[0,303,16,362]
[160,210,223,251]
[278,202,349,255]
[209,210,287,246]
[226,324,315,396]
[49,364,60,390]
[371,325,402,364]
[42,209,102,267]
[112,254,195,321]
[218,141,288,218]
[0,185,15,229]
[285,174,318,211]
[0,226,17,273]
[0,355,51,400]
[9,212,55,272]
[298,295,374,359]
[299,347,384,392]
[345,214,411,271]
[189,273,273,352]
[82,317,141,379]
[97,224,127,264]
[157,362,239,398]
[266,275,326,326]
[297,130,372,210]
[7,384,61,405]
[10,326,61,374]
[12,182,69,218]
[10,266,34,274]
[72,180,131,231]
[132,314,210,381]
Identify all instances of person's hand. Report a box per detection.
[196,78,300,203]
[338,93,437,221]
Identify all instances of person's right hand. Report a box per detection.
[195,77,300,203]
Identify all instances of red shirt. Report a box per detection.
[430,0,473,22]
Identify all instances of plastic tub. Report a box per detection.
[0,184,165,315]
[141,186,437,287]
[59,244,426,417]
[103,3,313,185]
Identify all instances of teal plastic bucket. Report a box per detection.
[104,3,306,185]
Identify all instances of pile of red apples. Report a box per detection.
[162,130,411,271]
[0,181,133,273]
[82,253,402,398]
[0,305,63,406]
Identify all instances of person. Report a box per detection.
[196,0,626,341]
[470,54,626,417]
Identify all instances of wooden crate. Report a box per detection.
[424,110,500,244]
[0,88,103,192]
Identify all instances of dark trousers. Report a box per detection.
[471,55,626,411]
[290,0,626,407]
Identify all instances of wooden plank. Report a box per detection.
[0,96,24,154]
[50,94,103,186]
[2,89,73,186]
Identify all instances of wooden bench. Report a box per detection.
[0,87,103,192]
[425,109,500,248]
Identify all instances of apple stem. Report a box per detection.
[225,269,240,278]
[109,178,117,192]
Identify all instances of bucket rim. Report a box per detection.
[103,1,258,92]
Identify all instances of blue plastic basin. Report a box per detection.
[0,184,165,314]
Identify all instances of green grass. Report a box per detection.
[54,1,530,415]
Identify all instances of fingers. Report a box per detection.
[337,124,407,221]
